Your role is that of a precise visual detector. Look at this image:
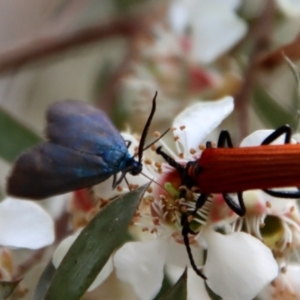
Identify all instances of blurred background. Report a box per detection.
[0,0,300,299]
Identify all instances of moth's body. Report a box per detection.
[7,100,145,199]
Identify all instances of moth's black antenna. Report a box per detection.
[138,92,157,163]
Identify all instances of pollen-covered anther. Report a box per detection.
[187,215,194,222]
[144,196,154,204]
[181,206,187,213]
[171,232,177,238]
[286,242,291,248]
[290,206,295,213]
[151,144,156,151]
[151,228,158,234]
[134,212,141,218]
[153,131,161,138]
[191,186,200,193]
[155,162,162,168]
[271,280,277,287]
[198,144,206,151]
[142,227,149,232]
[179,153,184,159]
[190,148,196,155]
[147,186,153,193]
[144,158,152,165]
[153,217,160,225]
[281,266,287,273]
[171,217,177,223]
[175,199,181,205]
[180,125,186,131]
[117,186,123,192]
[157,168,163,174]
[159,195,166,201]
[174,136,180,142]
[178,185,187,192]
[266,201,272,208]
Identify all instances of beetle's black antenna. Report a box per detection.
[138,92,157,163]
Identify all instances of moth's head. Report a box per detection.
[128,159,143,176]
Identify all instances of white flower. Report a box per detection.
[0,197,54,249]
[169,0,247,63]
[276,0,300,17]
[112,96,240,299]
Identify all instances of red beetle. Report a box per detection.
[156,124,300,279]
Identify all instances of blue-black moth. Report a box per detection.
[7,93,158,199]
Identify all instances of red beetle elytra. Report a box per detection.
[156,124,300,279]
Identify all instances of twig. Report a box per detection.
[234,0,275,141]
[0,16,145,74]
[258,32,300,69]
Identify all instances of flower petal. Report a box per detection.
[190,3,247,63]
[168,1,189,35]
[203,230,278,300]
[259,264,300,299]
[114,238,168,300]
[0,198,54,249]
[173,97,234,151]
[52,230,113,291]
[165,238,203,268]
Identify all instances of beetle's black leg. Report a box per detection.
[261,125,300,198]
[181,220,207,279]
[216,131,246,215]
[222,192,246,216]
[193,193,209,214]
[263,189,300,198]
[261,125,291,145]
[217,130,234,148]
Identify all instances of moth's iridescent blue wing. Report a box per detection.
[45,100,128,156]
[7,142,124,199]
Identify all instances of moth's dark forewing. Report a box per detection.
[7,143,126,199]
[46,100,127,156]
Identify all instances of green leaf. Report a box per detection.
[0,280,20,299]
[153,274,172,300]
[252,86,294,128]
[33,261,56,300]
[0,107,41,162]
[205,282,222,300]
[45,183,150,300]
[283,56,300,131]
[158,269,187,300]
